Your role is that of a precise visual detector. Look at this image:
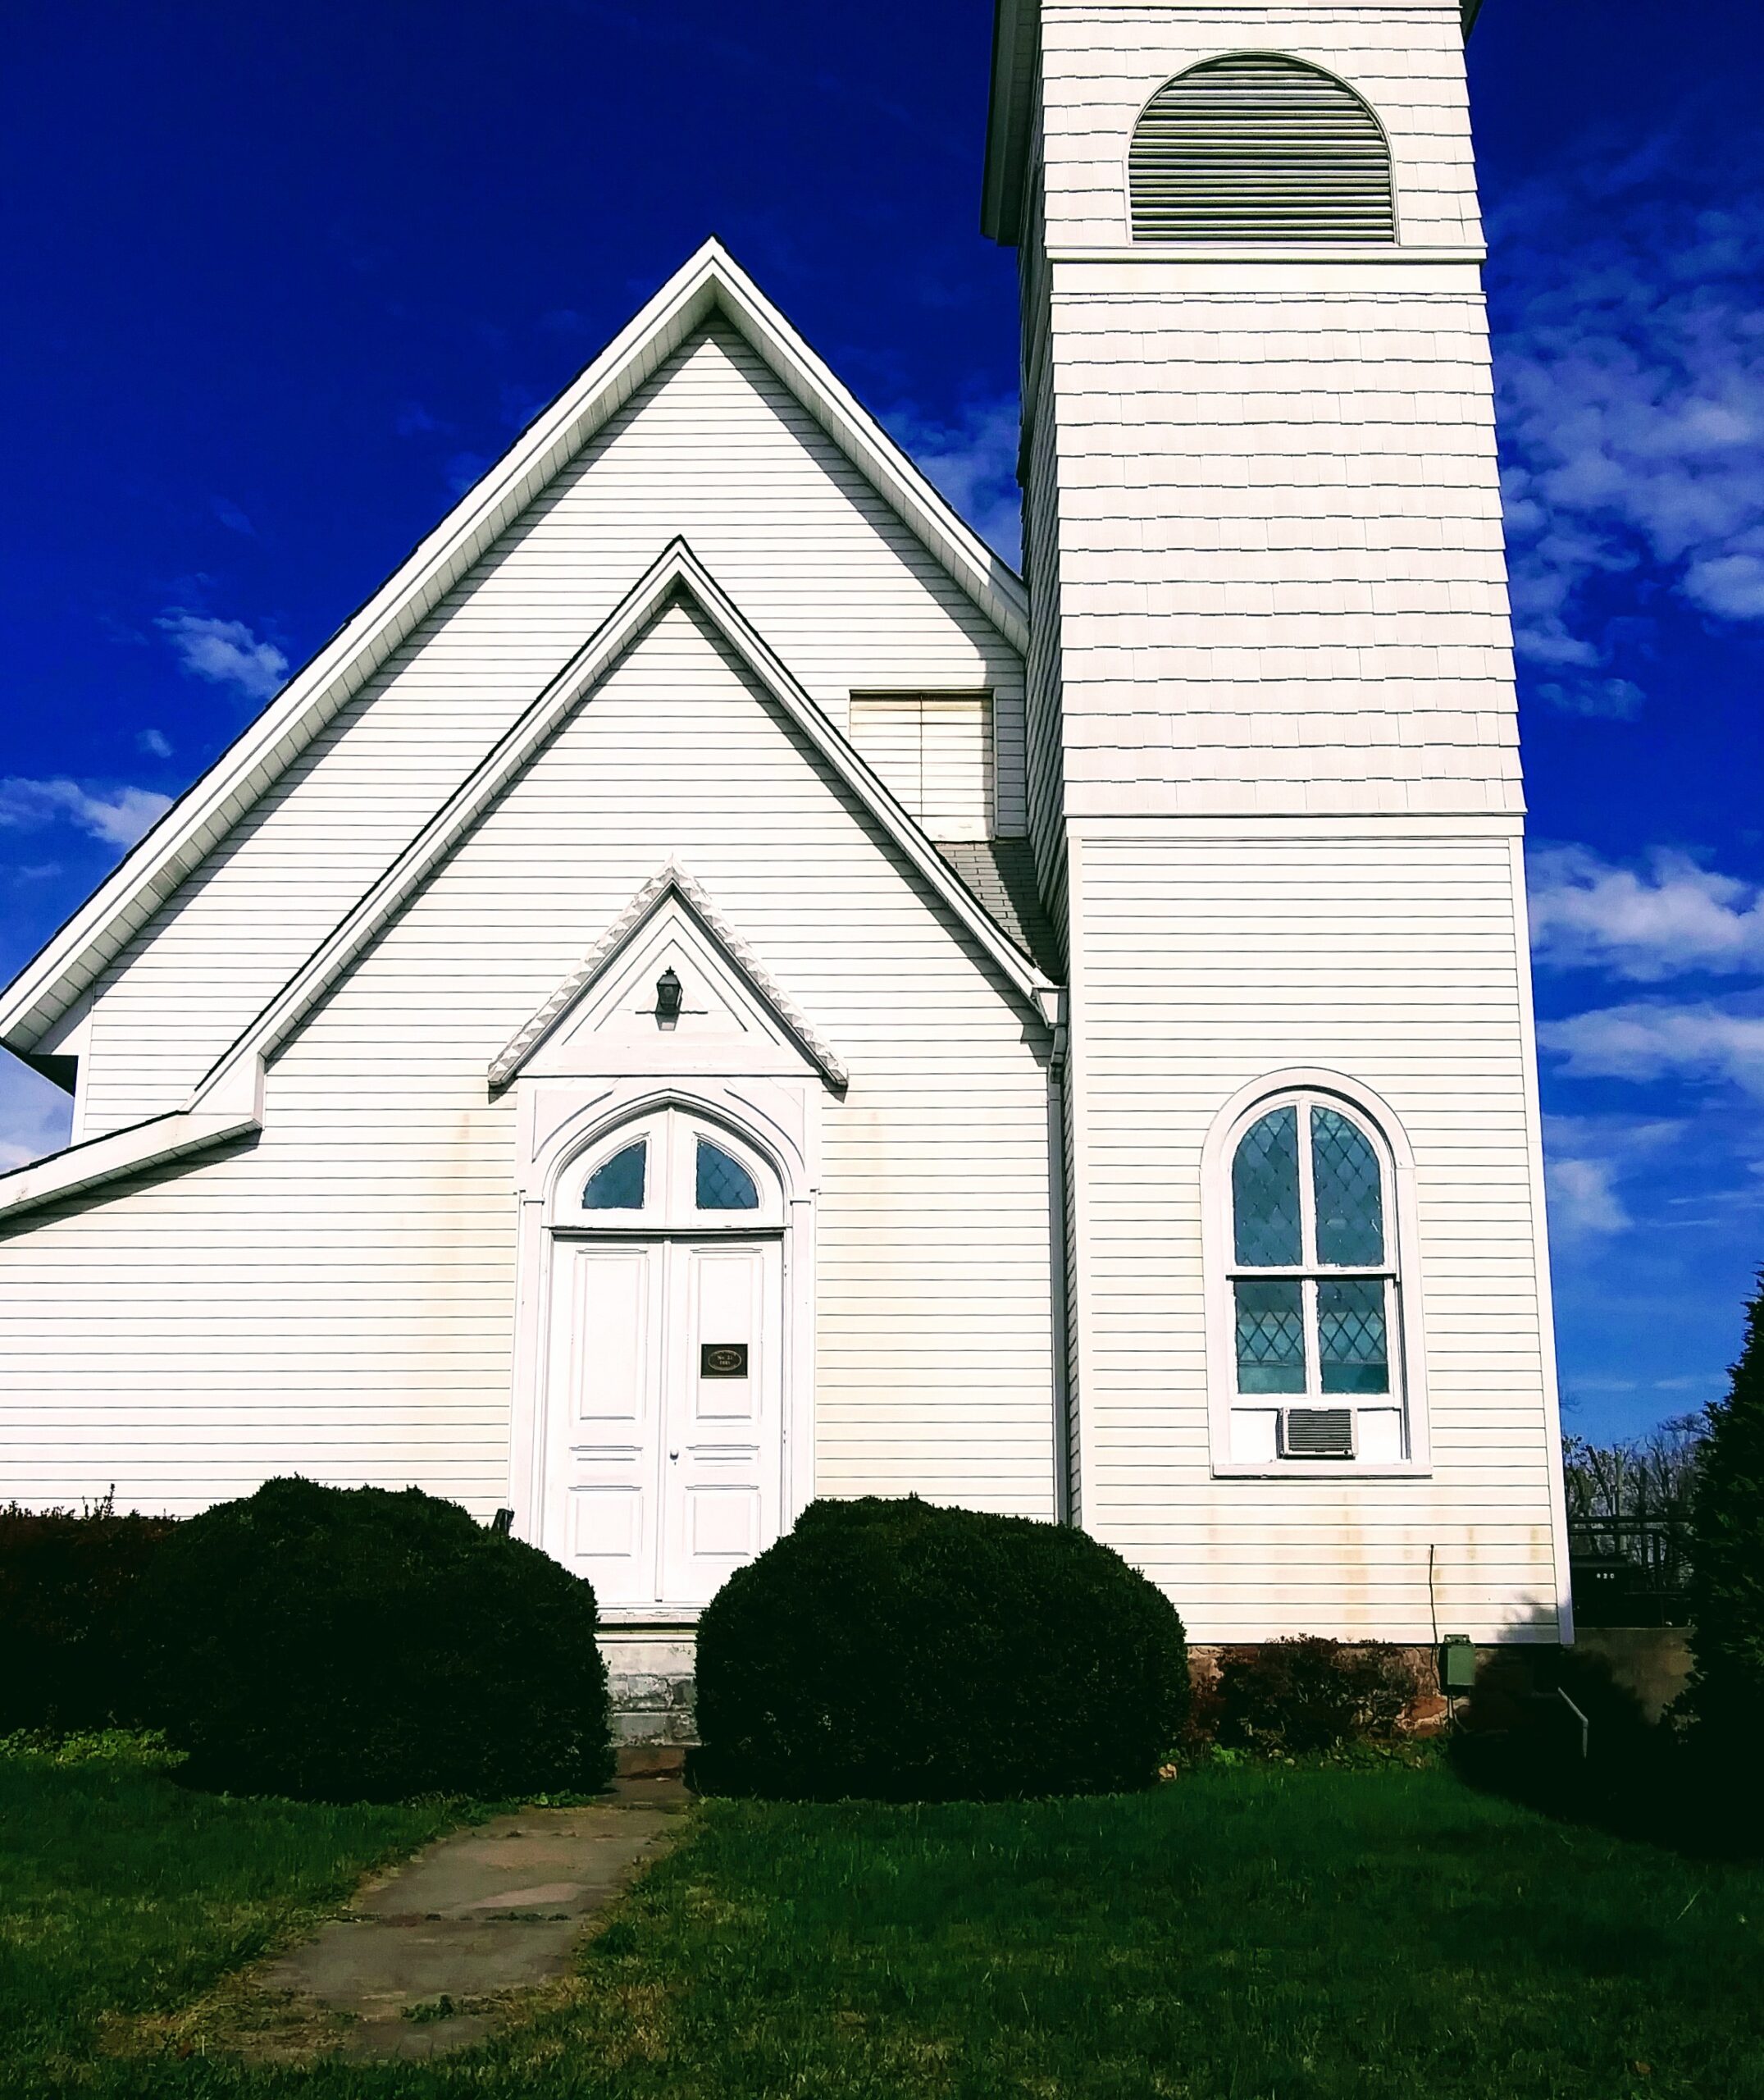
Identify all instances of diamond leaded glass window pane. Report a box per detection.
[1234,1279,1306,1394]
[1318,1279,1389,1395]
[1310,1107,1384,1267]
[583,1140,645,1211]
[1232,1107,1301,1267]
[696,1139,759,1212]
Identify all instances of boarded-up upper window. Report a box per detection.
[849,693,993,842]
[1129,52,1394,244]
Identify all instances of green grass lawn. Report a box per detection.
[4,1751,1763,2098]
[0,1746,457,2090]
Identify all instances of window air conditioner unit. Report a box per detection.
[1279,1407,1356,1460]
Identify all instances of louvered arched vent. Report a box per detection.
[1129,53,1394,243]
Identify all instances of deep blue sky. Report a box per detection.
[4,2,1762,1445]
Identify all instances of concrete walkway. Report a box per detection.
[257,1774,687,2061]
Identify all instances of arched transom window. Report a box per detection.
[1129,53,1395,244]
[562,1107,780,1231]
[1227,1091,1406,1462]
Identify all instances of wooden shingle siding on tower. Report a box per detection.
[1036,2,1483,253]
[1000,0,1570,1641]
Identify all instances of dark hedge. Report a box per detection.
[692,1495,1188,1801]
[0,1498,177,1732]
[1212,1637,1415,1755]
[129,1477,613,1801]
[1685,1269,1764,1774]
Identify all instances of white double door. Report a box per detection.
[542,1229,783,1609]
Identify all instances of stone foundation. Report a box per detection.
[597,1630,1675,1750]
[598,1629,697,1746]
[1187,1642,1452,1735]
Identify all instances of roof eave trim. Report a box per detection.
[982,0,1038,246]
[0,1056,264,1226]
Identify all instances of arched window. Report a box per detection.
[695,1138,759,1212]
[582,1140,646,1211]
[1223,1088,1407,1463]
[561,1107,782,1231]
[1129,53,1394,243]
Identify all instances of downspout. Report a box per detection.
[1046,999,1075,1524]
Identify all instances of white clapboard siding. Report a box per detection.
[1065,829,1561,1641]
[849,694,996,842]
[1037,3,1483,253]
[0,603,1055,1522]
[75,322,1028,1139]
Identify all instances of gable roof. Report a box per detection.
[0,238,1029,1062]
[490,861,849,1091]
[0,540,1051,1229]
[191,537,1051,1102]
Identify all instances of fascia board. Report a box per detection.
[185,540,1052,1116]
[0,256,718,1056]
[982,0,1038,246]
[0,1103,260,1226]
[666,553,1054,1016]
[0,239,1024,1054]
[705,253,1029,649]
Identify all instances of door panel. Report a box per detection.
[662,1239,782,1605]
[543,1240,663,1607]
[572,1248,652,1427]
[687,1245,764,1425]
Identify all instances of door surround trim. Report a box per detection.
[507,1075,818,1602]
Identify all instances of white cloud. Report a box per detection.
[1540,1111,1682,1240]
[137,728,172,759]
[1546,1153,1630,1237]
[1529,845,1764,979]
[1493,167,1764,709]
[0,1057,71,1173]
[1534,677,1644,721]
[884,397,1021,562]
[209,496,254,536]
[0,777,172,849]
[156,610,289,702]
[1538,1000,1764,1096]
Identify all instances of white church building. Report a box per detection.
[0,0,1571,1714]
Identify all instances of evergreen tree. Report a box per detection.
[1685,1268,1764,1760]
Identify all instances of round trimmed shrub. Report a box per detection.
[693,1496,1188,1801]
[130,1478,613,1801]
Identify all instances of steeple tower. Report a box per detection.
[986,1,1570,1641]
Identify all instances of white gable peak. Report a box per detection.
[492,863,848,1091]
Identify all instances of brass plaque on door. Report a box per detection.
[700,1343,749,1379]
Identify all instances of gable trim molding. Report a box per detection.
[491,861,850,1092]
[0,238,1028,1059]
